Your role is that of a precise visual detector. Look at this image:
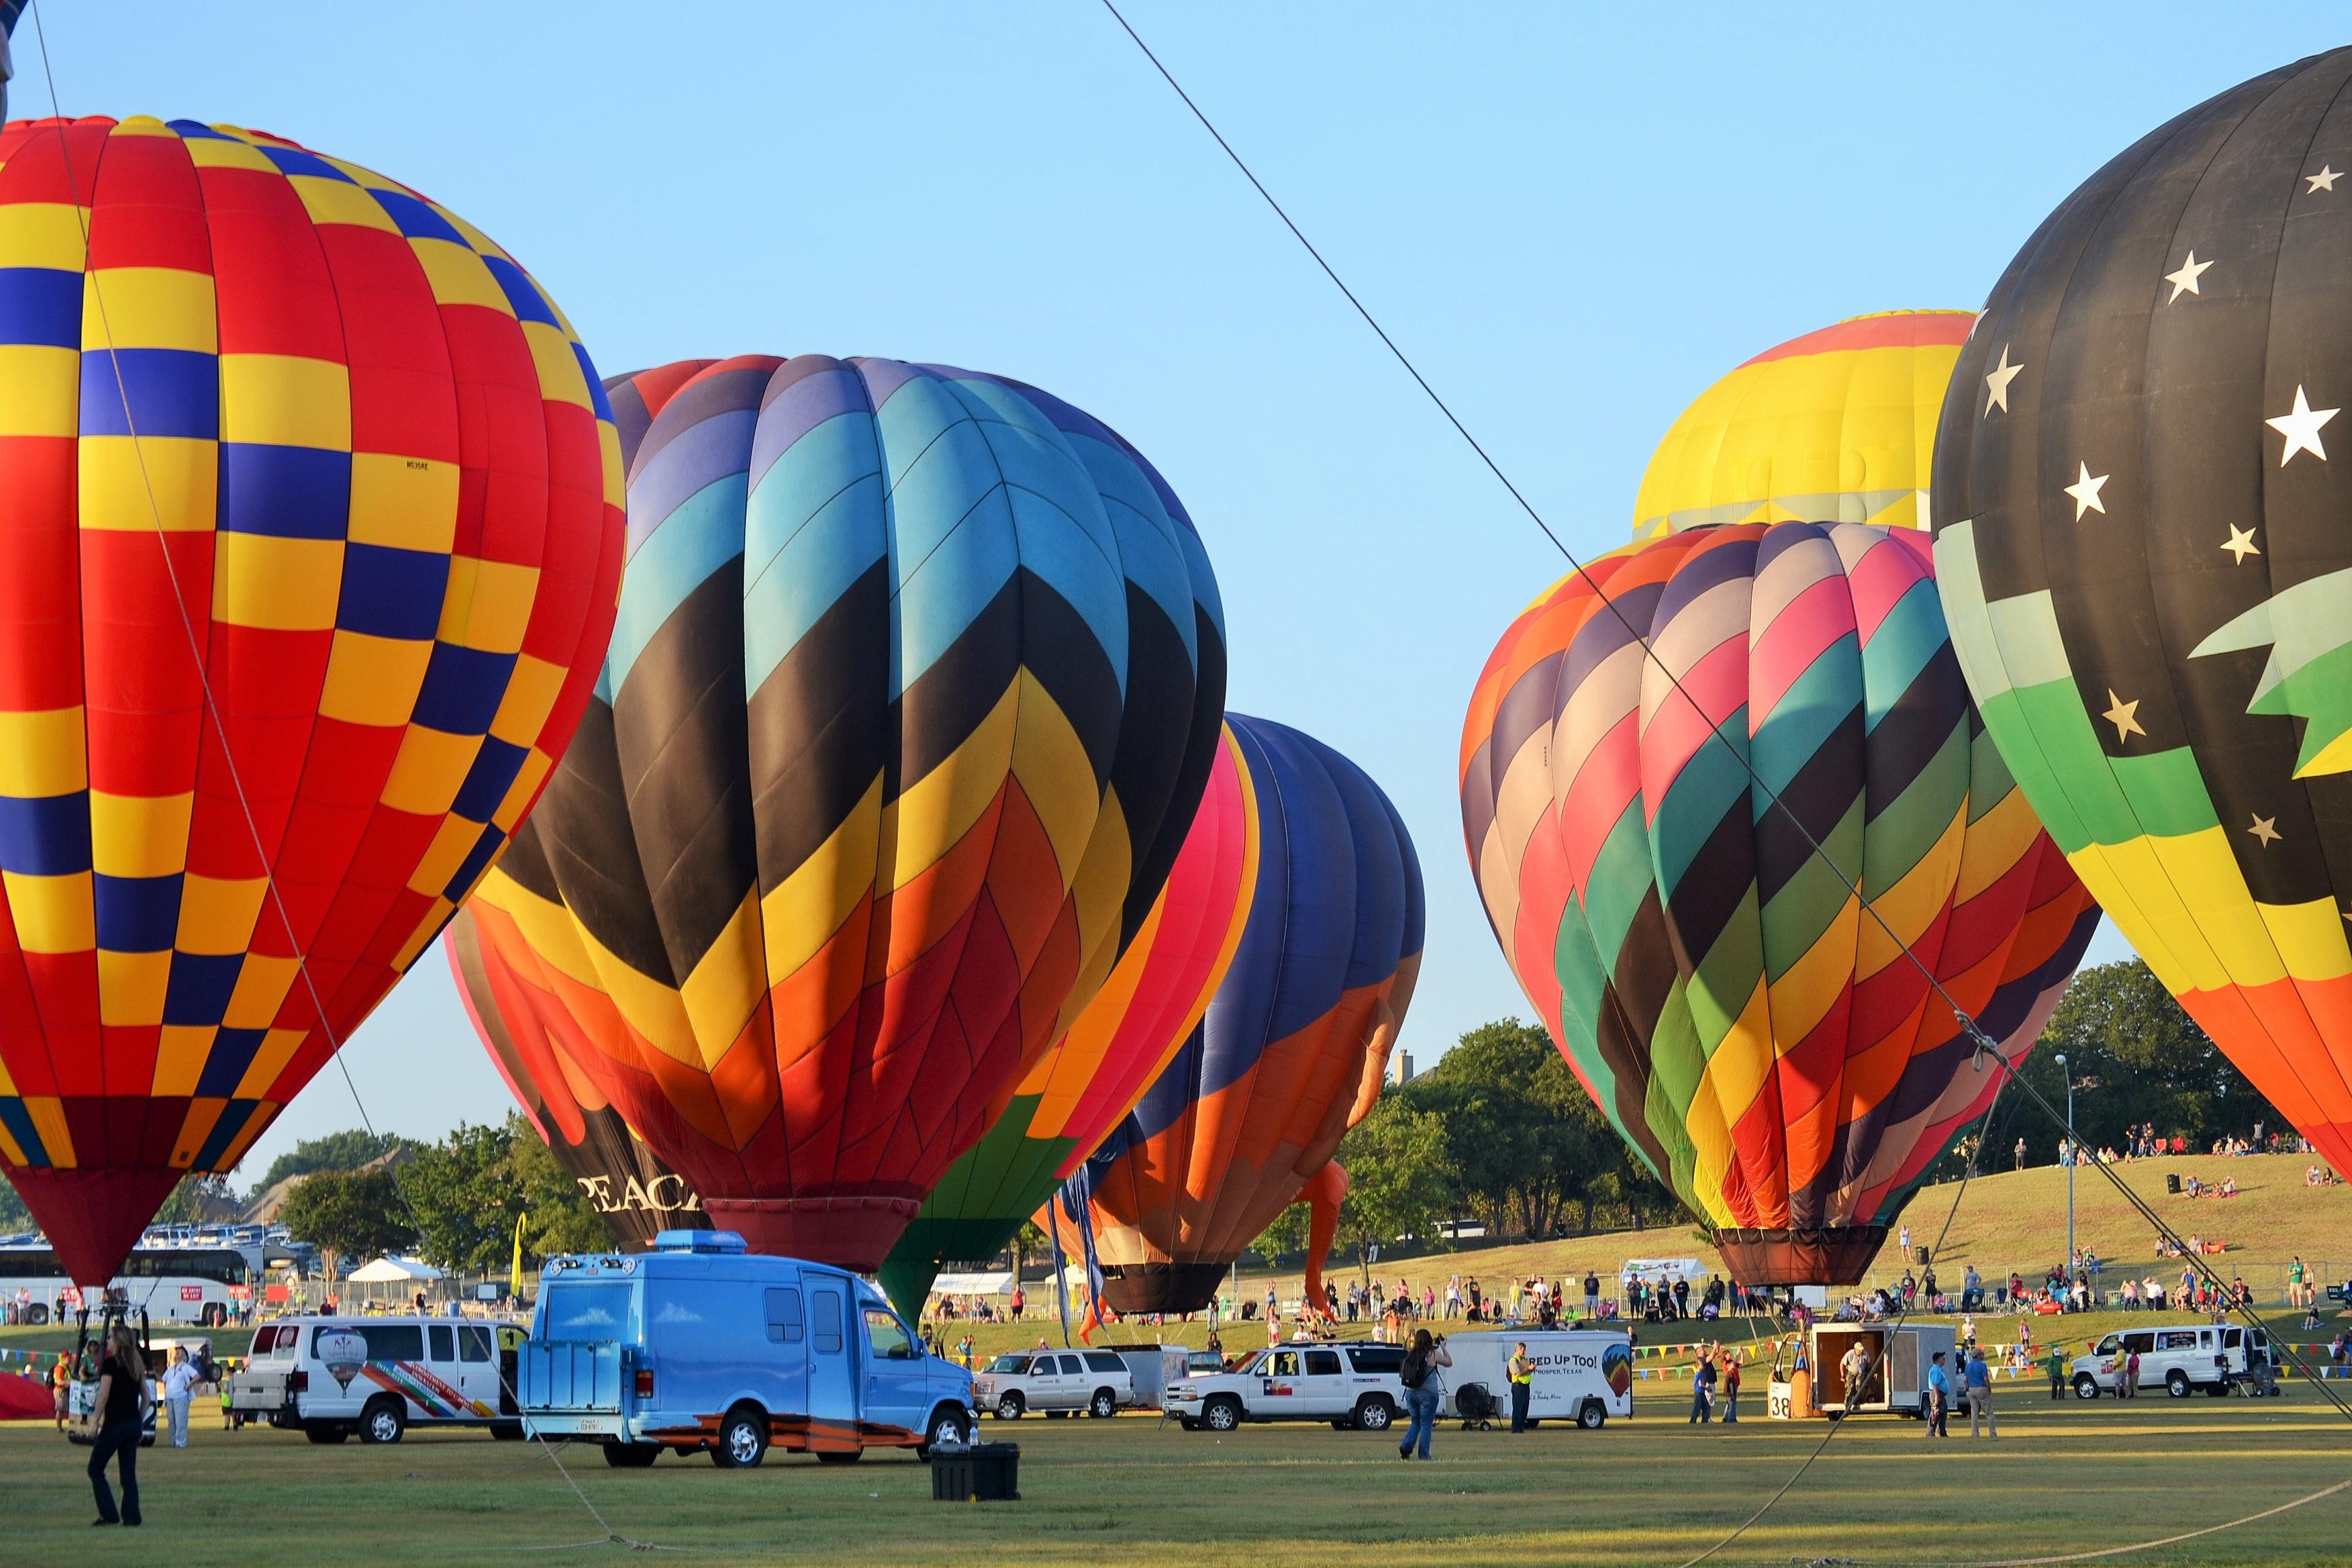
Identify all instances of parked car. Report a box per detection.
[975,1347,1134,1419]
[1440,1330,1631,1430]
[225,1315,525,1443]
[516,1230,974,1468]
[1164,1341,1407,1432]
[2070,1322,2260,1399]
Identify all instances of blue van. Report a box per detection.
[516,1231,974,1468]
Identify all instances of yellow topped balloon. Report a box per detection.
[1633,310,1974,540]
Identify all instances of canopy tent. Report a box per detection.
[348,1256,443,1284]
[930,1271,1015,1296]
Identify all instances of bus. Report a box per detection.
[0,1245,250,1326]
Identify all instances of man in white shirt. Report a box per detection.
[160,1346,201,1448]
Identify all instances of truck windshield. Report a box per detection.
[543,1283,632,1341]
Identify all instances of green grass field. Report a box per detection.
[7,1380,2351,1566]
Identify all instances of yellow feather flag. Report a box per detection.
[510,1211,528,1301]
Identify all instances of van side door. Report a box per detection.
[1301,1348,1348,1414]
[859,1306,927,1438]
[805,1279,858,1447]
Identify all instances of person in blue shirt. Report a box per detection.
[1965,1348,1997,1439]
[1925,1351,1954,1438]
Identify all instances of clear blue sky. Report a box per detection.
[36,2,2346,1184]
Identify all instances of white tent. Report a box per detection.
[348,1256,443,1284]
[930,1271,1015,1296]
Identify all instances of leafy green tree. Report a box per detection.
[1254,1200,1313,1261]
[251,1128,408,1195]
[278,1169,416,1280]
[1331,1088,1452,1261]
[1957,960,2282,1175]
[0,1181,29,1233]
[402,1115,615,1271]
[401,1120,521,1273]
[151,1175,240,1226]
[1403,1019,1667,1237]
[504,1124,618,1260]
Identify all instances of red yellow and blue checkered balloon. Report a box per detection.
[0,116,625,1284]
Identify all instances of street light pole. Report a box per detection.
[2057,1052,2074,1268]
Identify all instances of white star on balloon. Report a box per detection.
[2065,461,2110,520]
[2163,252,2213,302]
[2249,814,2281,847]
[1984,345,2024,416]
[2102,690,2144,745]
[2221,523,2260,563]
[2310,165,2342,193]
[2267,385,2338,466]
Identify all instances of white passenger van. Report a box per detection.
[227,1316,526,1443]
[2070,1322,2263,1399]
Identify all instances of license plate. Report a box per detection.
[572,1416,619,1435]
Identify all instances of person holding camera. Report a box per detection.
[1397,1329,1452,1460]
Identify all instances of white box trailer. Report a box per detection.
[1439,1330,1633,1430]
[1767,1322,1959,1419]
[1103,1343,1224,1409]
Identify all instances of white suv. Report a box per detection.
[1164,1341,1408,1433]
[975,1348,1134,1420]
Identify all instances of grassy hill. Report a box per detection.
[1255,1152,2351,1303]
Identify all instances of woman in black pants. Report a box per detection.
[87,1325,150,1526]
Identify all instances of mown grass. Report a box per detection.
[7,1377,2351,1565]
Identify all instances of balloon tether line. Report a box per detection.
[24,5,664,1549]
[1097,6,2352,1561]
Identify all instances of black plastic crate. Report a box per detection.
[930,1441,1019,1501]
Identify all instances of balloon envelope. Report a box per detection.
[877,719,1254,1315]
[466,356,1225,1271]
[1079,714,1424,1314]
[1931,46,2352,1175]
[1633,311,1974,542]
[1461,523,2098,1284]
[0,116,624,1285]
[447,906,700,1250]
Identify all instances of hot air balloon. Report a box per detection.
[1076,714,1424,1316]
[447,906,699,1250]
[463,356,1226,1272]
[1931,46,2352,1177]
[876,719,1254,1316]
[0,116,623,1287]
[1460,523,2098,1284]
[1633,311,1974,541]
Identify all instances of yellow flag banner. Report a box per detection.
[510,1211,528,1301]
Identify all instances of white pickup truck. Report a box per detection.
[1164,1341,1408,1432]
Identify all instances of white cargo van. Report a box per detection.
[2070,1322,2260,1399]
[1441,1330,1632,1429]
[227,1316,525,1443]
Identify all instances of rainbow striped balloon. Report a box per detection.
[1460,523,2097,1284]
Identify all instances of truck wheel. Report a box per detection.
[711,1404,768,1468]
[1352,1395,1394,1432]
[602,1440,660,1468]
[1578,1400,1605,1430]
[815,1449,862,1464]
[2166,1370,2191,1399]
[1089,1388,1117,1419]
[490,1420,525,1441]
[359,1397,406,1445]
[915,1403,971,1459]
[1203,1396,1242,1432]
[2073,1374,2100,1400]
[995,1391,1025,1420]
[303,1422,349,1445]
[1179,1418,1200,1431]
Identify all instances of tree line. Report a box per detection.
[1254,959,2292,1262]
